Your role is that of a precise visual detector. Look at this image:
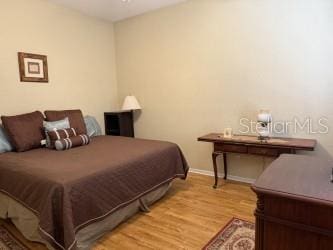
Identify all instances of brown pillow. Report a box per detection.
[47,128,77,148]
[54,134,90,151]
[1,111,45,152]
[44,110,87,135]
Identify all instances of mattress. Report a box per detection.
[0,136,189,250]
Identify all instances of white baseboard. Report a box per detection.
[189,168,256,184]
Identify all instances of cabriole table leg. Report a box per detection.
[212,152,220,188]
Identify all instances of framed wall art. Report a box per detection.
[18,52,49,83]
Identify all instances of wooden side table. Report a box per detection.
[104,111,134,137]
[198,133,316,188]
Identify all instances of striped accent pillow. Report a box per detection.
[46,128,77,148]
[54,135,90,151]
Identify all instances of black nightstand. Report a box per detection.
[104,111,134,137]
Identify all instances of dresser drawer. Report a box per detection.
[214,144,248,153]
[248,147,279,157]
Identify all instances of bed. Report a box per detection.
[0,135,189,250]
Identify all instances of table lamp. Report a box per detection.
[257,109,272,141]
[122,95,142,111]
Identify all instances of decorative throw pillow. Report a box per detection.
[84,116,102,137]
[43,117,70,131]
[44,110,87,135]
[46,128,77,148]
[1,111,45,152]
[54,134,90,151]
[43,118,70,147]
[0,125,13,153]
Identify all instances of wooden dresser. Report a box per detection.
[252,154,333,250]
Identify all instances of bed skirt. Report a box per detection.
[0,182,171,250]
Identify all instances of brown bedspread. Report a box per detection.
[0,136,188,250]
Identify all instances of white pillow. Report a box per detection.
[84,116,102,137]
[0,125,13,153]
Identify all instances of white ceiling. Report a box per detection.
[49,0,187,22]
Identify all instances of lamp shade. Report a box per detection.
[257,110,272,123]
[122,95,142,111]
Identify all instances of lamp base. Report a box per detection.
[258,135,270,143]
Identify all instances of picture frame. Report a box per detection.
[18,52,49,83]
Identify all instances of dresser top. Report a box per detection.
[252,154,333,207]
[198,133,316,150]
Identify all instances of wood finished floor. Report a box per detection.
[0,173,256,250]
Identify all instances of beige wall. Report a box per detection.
[115,0,333,180]
[0,0,118,130]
